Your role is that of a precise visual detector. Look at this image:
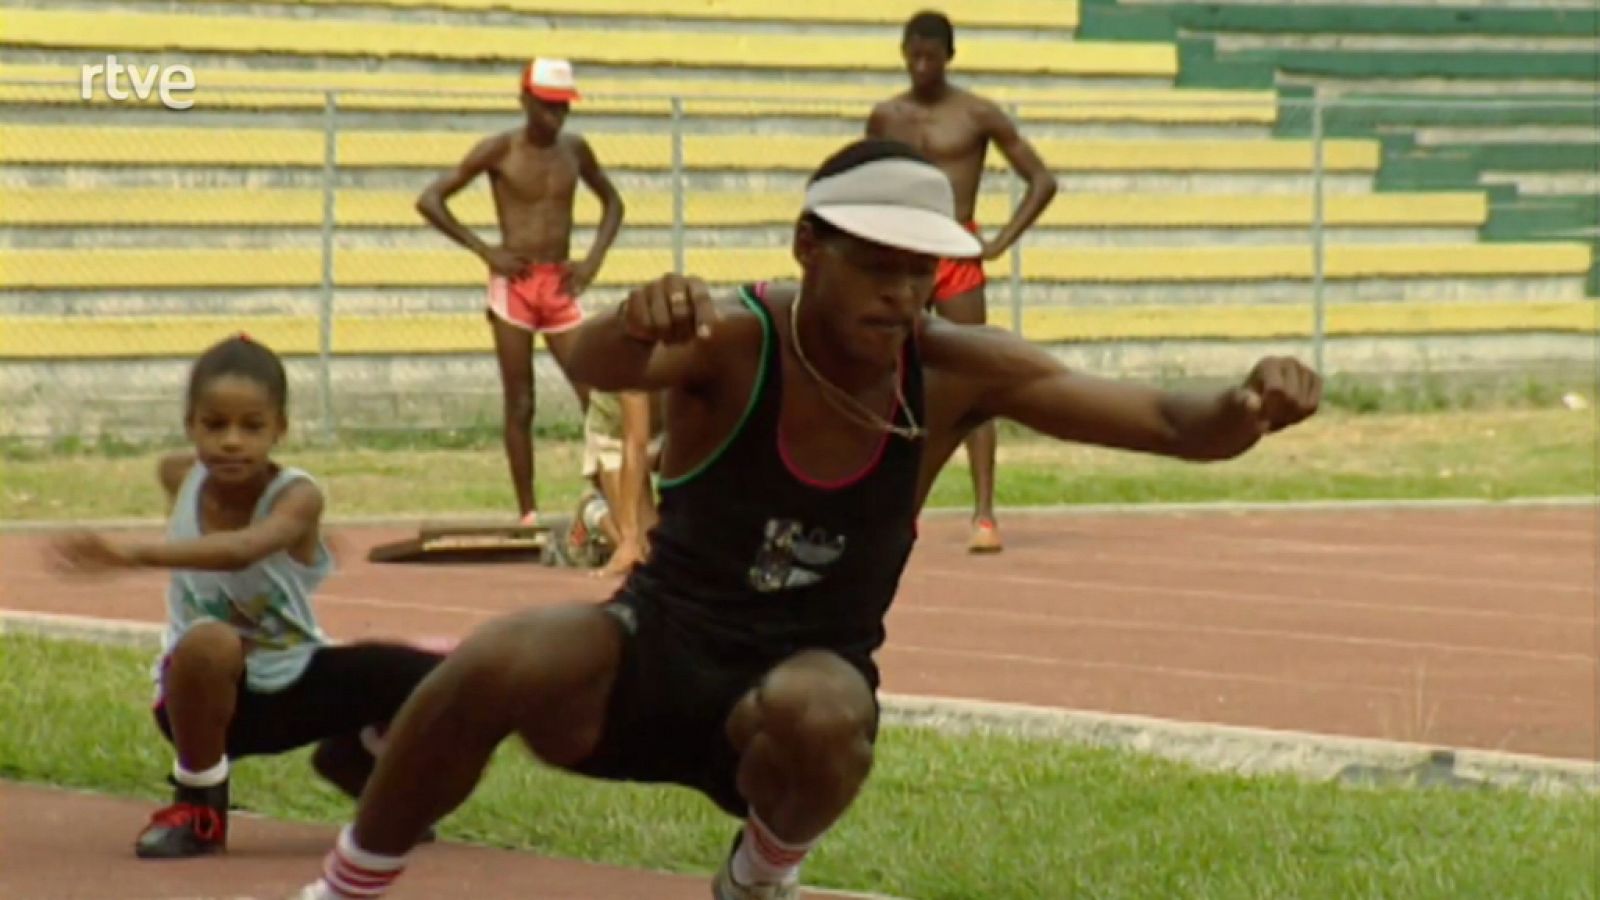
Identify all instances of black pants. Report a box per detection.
[154,642,445,759]
[571,591,880,817]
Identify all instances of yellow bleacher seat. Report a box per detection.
[2,125,325,167]
[0,125,1380,172]
[0,187,1487,229]
[0,65,1276,125]
[678,135,1379,172]
[1,300,1590,360]
[1012,243,1592,282]
[185,0,1083,30]
[5,9,1172,77]
[2,243,1586,291]
[9,6,1587,379]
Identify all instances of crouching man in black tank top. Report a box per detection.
[290,139,1323,900]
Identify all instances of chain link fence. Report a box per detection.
[1,78,1595,442]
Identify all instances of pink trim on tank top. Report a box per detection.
[776,328,909,491]
[778,423,892,490]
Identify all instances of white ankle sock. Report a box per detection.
[731,813,816,887]
[319,824,408,899]
[173,757,229,788]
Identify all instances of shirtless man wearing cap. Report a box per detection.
[417,57,627,526]
[292,139,1320,900]
[867,11,1058,554]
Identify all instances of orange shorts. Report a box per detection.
[488,264,584,334]
[932,220,986,303]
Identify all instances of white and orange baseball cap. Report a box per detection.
[522,58,580,102]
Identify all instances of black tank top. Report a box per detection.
[626,283,924,674]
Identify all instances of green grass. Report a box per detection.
[1,407,1593,521]
[2,634,1596,898]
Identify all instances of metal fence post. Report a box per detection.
[1008,102,1024,337]
[318,91,337,443]
[670,96,686,276]
[1310,88,1327,376]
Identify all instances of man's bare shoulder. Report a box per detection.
[466,130,517,166]
[480,129,518,151]
[919,312,978,362]
[919,313,1040,376]
[934,85,985,113]
[707,285,776,344]
[948,84,985,104]
[866,98,905,138]
[961,92,1017,134]
[927,88,995,131]
[877,91,917,108]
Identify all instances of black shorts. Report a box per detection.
[153,642,445,759]
[570,589,880,817]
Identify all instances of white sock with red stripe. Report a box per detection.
[173,756,229,788]
[731,813,816,887]
[311,825,408,899]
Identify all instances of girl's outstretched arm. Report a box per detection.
[51,481,323,575]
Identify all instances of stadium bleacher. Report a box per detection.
[0,0,1591,375]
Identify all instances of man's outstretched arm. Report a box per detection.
[929,321,1321,461]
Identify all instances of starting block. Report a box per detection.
[367,519,553,564]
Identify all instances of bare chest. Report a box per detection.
[878,106,985,165]
[493,143,579,204]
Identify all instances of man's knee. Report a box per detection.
[502,390,535,425]
[751,652,877,782]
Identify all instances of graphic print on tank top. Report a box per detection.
[179,583,303,650]
[747,518,849,593]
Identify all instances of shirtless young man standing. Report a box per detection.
[417,58,626,525]
[867,11,1058,553]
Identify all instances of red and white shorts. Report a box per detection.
[488,264,585,334]
[931,220,986,304]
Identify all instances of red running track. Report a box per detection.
[3,505,1594,760]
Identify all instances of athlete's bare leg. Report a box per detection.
[712,650,877,890]
[488,314,537,519]
[931,287,1001,552]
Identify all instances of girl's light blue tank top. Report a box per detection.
[157,463,333,694]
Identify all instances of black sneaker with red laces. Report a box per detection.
[135,781,229,859]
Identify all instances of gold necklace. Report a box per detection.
[788,291,925,441]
